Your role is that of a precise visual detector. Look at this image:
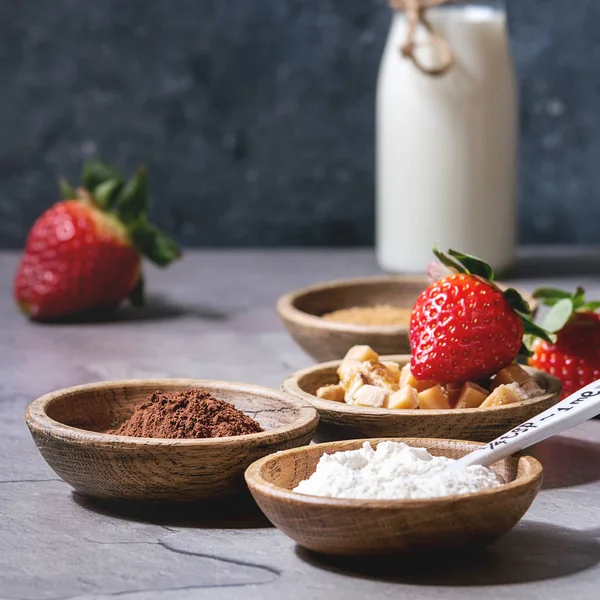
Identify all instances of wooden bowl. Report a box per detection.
[277,276,425,362]
[276,276,537,362]
[282,356,561,443]
[25,379,319,501]
[245,437,543,555]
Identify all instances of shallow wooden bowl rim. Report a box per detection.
[25,378,319,448]
[276,275,428,335]
[283,355,562,417]
[245,437,543,508]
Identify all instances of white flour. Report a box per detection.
[294,441,501,500]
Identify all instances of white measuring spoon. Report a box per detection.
[457,379,600,467]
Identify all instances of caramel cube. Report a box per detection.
[480,384,522,408]
[316,384,345,402]
[399,363,436,392]
[337,358,362,383]
[352,384,388,408]
[382,361,401,383]
[344,374,364,404]
[418,385,451,410]
[399,363,412,387]
[386,386,419,409]
[455,382,489,409]
[445,382,463,407]
[360,360,400,392]
[490,364,531,390]
[343,345,379,363]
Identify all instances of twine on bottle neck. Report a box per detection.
[388,0,456,76]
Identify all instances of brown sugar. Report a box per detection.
[108,388,263,439]
[321,305,411,326]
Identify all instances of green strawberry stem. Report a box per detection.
[115,167,148,223]
[59,160,181,305]
[433,247,556,358]
[82,161,124,192]
[94,179,124,210]
[59,177,76,200]
[532,285,600,333]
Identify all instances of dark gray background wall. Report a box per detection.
[1,0,598,248]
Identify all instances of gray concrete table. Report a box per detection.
[1,249,599,600]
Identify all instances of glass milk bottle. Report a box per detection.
[376,0,518,274]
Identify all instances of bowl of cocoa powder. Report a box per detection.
[25,379,319,501]
[277,276,537,362]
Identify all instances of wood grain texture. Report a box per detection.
[282,356,561,443]
[276,275,538,362]
[25,379,319,501]
[245,437,543,556]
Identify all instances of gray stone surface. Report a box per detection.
[1,249,600,599]
[1,1,599,247]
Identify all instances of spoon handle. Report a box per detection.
[456,379,600,468]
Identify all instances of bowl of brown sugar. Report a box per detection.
[277,276,536,362]
[25,379,319,501]
[277,275,432,362]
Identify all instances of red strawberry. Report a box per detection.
[14,160,180,321]
[529,287,600,399]
[410,249,551,384]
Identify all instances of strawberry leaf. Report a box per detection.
[503,288,532,315]
[532,287,571,301]
[128,275,145,307]
[93,179,124,211]
[432,247,466,274]
[580,301,600,312]
[521,316,556,344]
[541,298,574,333]
[82,160,123,193]
[130,221,181,267]
[447,249,494,280]
[115,168,148,224]
[572,286,586,309]
[58,177,76,200]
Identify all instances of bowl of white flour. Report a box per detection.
[245,437,542,556]
[292,441,503,501]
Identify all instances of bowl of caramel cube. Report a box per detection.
[282,345,561,442]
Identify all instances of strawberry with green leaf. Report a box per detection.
[529,287,600,398]
[14,160,180,321]
[410,248,553,383]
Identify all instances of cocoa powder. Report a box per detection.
[109,388,263,439]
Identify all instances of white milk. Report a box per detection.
[376,4,518,274]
